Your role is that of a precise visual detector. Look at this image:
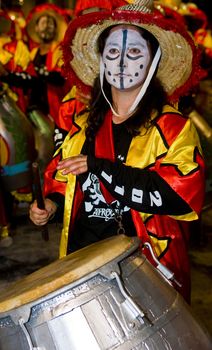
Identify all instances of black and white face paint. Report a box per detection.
[100,26,161,116]
[102,27,151,91]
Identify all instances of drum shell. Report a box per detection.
[0,238,211,350]
[0,92,35,191]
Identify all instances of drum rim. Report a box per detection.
[0,235,140,313]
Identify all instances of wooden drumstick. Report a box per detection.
[32,162,49,241]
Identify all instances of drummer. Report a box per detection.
[29,0,205,303]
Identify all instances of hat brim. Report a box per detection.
[26,9,67,44]
[62,10,203,102]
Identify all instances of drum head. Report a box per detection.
[0,235,139,313]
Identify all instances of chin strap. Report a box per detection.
[100,46,161,117]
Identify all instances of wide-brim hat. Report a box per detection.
[26,4,68,44]
[62,0,204,103]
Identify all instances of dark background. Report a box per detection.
[0,0,211,23]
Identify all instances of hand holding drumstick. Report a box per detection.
[30,163,57,241]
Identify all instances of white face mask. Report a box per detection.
[102,27,152,91]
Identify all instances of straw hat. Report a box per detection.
[62,0,203,102]
[26,4,68,44]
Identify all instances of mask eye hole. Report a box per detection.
[109,48,119,55]
[128,48,141,55]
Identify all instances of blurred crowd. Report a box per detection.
[0,0,212,247]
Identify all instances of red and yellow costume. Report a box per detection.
[29,42,68,124]
[26,4,70,124]
[44,103,205,301]
[0,10,33,113]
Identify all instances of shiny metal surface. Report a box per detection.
[0,235,211,350]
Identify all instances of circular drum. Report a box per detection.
[0,91,35,191]
[0,235,211,350]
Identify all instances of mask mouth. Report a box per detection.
[100,46,161,117]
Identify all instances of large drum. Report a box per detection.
[0,235,211,350]
[0,90,35,191]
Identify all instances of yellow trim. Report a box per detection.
[2,84,18,102]
[52,45,63,68]
[138,210,197,224]
[0,37,12,65]
[30,45,63,69]
[30,47,38,61]
[1,226,9,238]
[58,114,88,257]
[14,40,31,70]
[11,191,32,203]
[149,235,169,257]
[62,85,77,102]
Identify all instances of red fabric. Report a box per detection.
[44,154,66,197]
[57,99,86,131]
[74,0,113,16]
[0,188,8,227]
[3,40,34,113]
[95,110,114,161]
[155,150,205,215]
[47,80,70,125]
[144,215,191,302]
[194,28,212,58]
[34,45,70,124]
[152,112,205,215]
[95,110,116,203]
[26,4,67,25]
[43,110,81,197]
[112,0,129,8]
[156,112,187,147]
[186,7,208,29]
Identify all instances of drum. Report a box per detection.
[0,235,211,350]
[0,91,35,191]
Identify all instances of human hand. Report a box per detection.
[29,198,57,226]
[57,154,88,175]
